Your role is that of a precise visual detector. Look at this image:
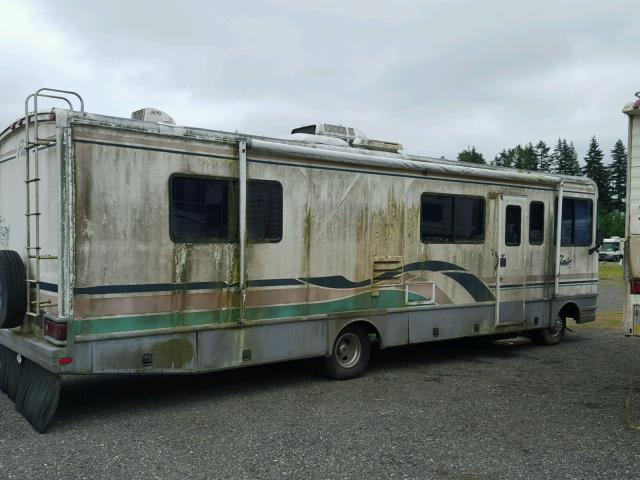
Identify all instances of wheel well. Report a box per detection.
[341,320,381,345]
[558,302,580,323]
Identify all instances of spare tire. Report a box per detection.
[0,250,27,329]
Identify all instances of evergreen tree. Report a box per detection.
[609,139,627,211]
[551,139,564,173]
[565,141,581,175]
[554,138,580,175]
[535,140,553,172]
[514,143,538,171]
[582,136,610,209]
[492,144,537,171]
[493,148,515,168]
[457,146,485,164]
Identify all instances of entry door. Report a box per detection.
[496,195,526,324]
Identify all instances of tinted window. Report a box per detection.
[421,195,453,242]
[529,202,544,245]
[421,194,484,243]
[505,205,521,246]
[171,176,230,241]
[560,198,593,246]
[247,181,283,242]
[454,196,485,241]
[170,176,283,243]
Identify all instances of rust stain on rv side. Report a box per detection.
[304,208,312,311]
[172,243,192,314]
[152,338,194,369]
[230,244,240,286]
[173,243,192,284]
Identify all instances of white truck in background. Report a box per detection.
[599,237,624,263]
[623,93,640,335]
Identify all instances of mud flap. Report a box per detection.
[0,343,21,401]
[0,344,60,433]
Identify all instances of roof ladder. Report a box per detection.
[23,88,84,319]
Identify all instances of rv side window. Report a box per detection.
[505,205,521,246]
[246,180,283,242]
[420,194,484,243]
[560,198,593,246]
[170,176,231,241]
[529,202,544,245]
[170,176,283,243]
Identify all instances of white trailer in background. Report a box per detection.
[624,93,640,335]
[599,237,624,263]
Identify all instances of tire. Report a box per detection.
[0,250,27,329]
[531,314,565,346]
[321,324,371,380]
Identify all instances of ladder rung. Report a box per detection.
[29,255,58,259]
[26,312,40,317]
[25,178,41,183]
[26,279,39,284]
[25,212,41,217]
[26,139,55,148]
[27,246,41,250]
[30,300,57,306]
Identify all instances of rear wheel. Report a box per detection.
[0,250,26,329]
[531,314,565,345]
[321,325,371,380]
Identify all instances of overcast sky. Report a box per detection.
[1,0,638,164]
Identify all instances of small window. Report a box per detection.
[170,176,231,241]
[421,195,453,242]
[247,180,283,242]
[529,202,544,245]
[170,176,283,243]
[505,205,521,246]
[420,194,484,243]
[560,198,593,246]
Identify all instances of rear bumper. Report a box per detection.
[0,329,68,374]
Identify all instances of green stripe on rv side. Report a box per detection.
[72,290,427,337]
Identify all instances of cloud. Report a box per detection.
[0,0,637,162]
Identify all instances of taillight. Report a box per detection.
[44,318,67,341]
[632,279,640,294]
[49,111,56,121]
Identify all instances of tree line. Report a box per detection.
[457,138,628,236]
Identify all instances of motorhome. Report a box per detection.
[624,93,640,335]
[0,89,599,432]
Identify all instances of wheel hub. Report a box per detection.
[335,332,362,369]
[549,315,564,336]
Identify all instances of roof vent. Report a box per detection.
[131,108,176,125]
[352,138,403,154]
[291,123,367,142]
[291,123,402,153]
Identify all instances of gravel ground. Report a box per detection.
[1,281,639,479]
[598,279,625,313]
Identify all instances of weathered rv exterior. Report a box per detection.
[0,89,598,431]
[624,93,640,335]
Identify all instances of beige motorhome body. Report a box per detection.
[0,91,597,431]
[624,94,640,335]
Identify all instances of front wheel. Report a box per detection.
[320,325,371,380]
[531,315,565,345]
